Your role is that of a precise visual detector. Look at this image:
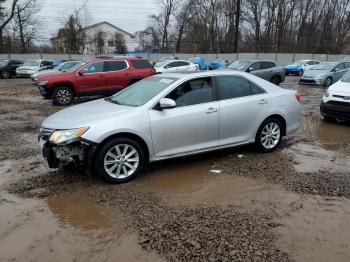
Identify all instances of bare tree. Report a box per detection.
[93,30,104,55]
[12,0,41,53]
[60,0,90,54]
[113,32,127,54]
[0,0,20,52]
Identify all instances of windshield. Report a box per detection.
[23,60,40,67]
[342,73,350,83]
[310,63,335,70]
[228,60,251,70]
[293,60,307,65]
[0,60,8,67]
[110,76,178,106]
[154,61,168,68]
[65,62,84,72]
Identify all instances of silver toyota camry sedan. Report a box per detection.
[38,71,301,183]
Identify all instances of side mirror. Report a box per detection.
[77,71,84,76]
[158,98,176,110]
[164,65,170,69]
[247,67,254,72]
[58,68,62,71]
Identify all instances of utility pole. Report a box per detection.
[234,0,241,53]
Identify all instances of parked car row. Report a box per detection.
[36,57,155,105]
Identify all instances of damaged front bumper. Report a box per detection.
[38,128,97,169]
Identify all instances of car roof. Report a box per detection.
[236,59,275,63]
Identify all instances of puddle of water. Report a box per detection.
[277,196,350,262]
[149,161,214,193]
[47,193,113,230]
[299,117,350,151]
[149,161,298,210]
[284,142,350,173]
[0,191,164,262]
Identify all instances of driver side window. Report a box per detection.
[82,62,104,73]
[250,62,261,71]
[166,77,213,107]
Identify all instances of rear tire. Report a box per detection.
[52,86,74,106]
[94,137,145,183]
[271,76,281,86]
[255,118,283,153]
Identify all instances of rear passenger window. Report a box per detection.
[261,62,275,69]
[104,61,128,72]
[216,75,265,100]
[131,60,152,69]
[177,61,189,66]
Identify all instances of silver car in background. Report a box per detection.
[38,71,301,183]
[300,61,350,87]
[227,60,286,85]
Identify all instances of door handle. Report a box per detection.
[206,107,218,113]
[258,99,268,104]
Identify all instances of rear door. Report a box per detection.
[215,75,271,146]
[164,62,179,72]
[104,60,129,93]
[76,61,106,95]
[175,61,191,71]
[130,59,155,78]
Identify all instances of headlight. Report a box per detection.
[49,127,89,144]
[324,89,330,98]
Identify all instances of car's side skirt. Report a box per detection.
[150,140,252,162]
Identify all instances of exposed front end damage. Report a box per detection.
[38,128,96,169]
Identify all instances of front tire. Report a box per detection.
[255,119,283,153]
[95,137,145,183]
[1,71,10,79]
[52,86,74,105]
[324,77,333,87]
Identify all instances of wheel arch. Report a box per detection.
[259,114,287,136]
[96,132,150,162]
[52,82,76,95]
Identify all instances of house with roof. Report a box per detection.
[50,21,137,54]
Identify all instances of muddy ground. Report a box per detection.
[0,77,350,262]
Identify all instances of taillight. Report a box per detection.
[295,92,305,102]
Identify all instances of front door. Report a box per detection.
[149,77,219,158]
[76,61,106,95]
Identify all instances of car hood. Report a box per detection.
[329,80,350,94]
[303,69,329,77]
[42,98,134,129]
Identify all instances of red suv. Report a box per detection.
[37,57,155,105]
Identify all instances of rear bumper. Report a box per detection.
[320,100,350,121]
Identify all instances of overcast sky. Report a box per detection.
[38,0,159,42]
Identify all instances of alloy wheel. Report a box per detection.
[103,144,140,179]
[260,122,281,149]
[1,71,9,79]
[56,89,72,104]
